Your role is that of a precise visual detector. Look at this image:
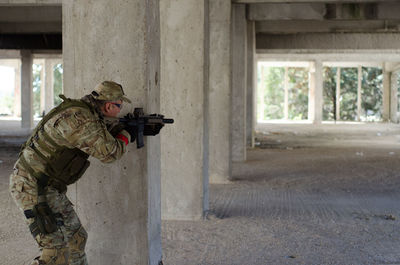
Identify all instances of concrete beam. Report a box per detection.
[209,0,231,183]
[231,4,247,162]
[0,6,61,22]
[235,0,393,3]
[248,3,326,21]
[20,50,32,128]
[257,33,400,50]
[0,0,61,5]
[255,20,400,34]
[160,0,207,219]
[63,1,162,264]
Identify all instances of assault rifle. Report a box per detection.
[119,108,174,149]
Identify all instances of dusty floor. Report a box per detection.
[1,124,400,264]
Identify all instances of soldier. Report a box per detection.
[10,81,135,265]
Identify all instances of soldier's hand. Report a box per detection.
[124,126,136,142]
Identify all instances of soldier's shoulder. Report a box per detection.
[49,105,99,131]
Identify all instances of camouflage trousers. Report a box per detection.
[10,166,88,265]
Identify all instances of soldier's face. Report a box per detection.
[102,100,123,117]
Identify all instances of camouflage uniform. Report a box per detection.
[10,81,131,265]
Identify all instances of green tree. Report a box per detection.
[54,63,63,106]
[361,67,382,121]
[32,64,42,117]
[264,67,284,119]
[340,68,358,121]
[323,67,337,121]
[288,67,308,120]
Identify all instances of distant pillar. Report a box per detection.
[209,0,231,183]
[382,63,391,121]
[21,50,33,129]
[44,59,55,113]
[231,4,247,161]
[308,61,323,124]
[390,70,399,123]
[246,20,255,148]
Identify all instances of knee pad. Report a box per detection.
[69,226,88,253]
[39,247,69,265]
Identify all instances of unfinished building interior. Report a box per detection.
[1,0,400,264]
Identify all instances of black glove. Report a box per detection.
[124,125,136,143]
[32,202,58,234]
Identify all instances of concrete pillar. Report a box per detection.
[383,63,391,121]
[231,4,247,162]
[209,0,231,183]
[14,61,21,117]
[63,1,162,264]
[44,59,55,114]
[21,50,33,128]
[246,20,255,148]
[390,70,399,123]
[160,0,207,219]
[308,61,323,124]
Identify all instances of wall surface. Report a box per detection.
[231,4,247,162]
[209,0,231,183]
[63,1,161,264]
[160,0,205,220]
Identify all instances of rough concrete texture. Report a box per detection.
[248,3,325,21]
[160,0,205,220]
[246,20,255,147]
[161,123,400,264]
[63,1,161,264]
[20,50,32,129]
[209,0,231,184]
[231,4,247,162]
[257,33,400,50]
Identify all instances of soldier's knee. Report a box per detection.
[34,247,69,265]
[69,226,88,253]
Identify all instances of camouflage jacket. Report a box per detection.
[15,95,130,176]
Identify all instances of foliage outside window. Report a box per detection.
[259,66,309,121]
[323,67,337,121]
[288,68,309,120]
[361,67,382,121]
[54,63,63,106]
[33,63,42,118]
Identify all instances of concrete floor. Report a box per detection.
[1,123,400,264]
[162,123,400,265]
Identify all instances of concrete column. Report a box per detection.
[63,1,161,264]
[21,50,33,128]
[231,4,247,162]
[44,59,55,114]
[160,0,207,219]
[336,67,341,120]
[382,63,391,121]
[390,70,399,123]
[246,20,255,148]
[308,61,323,124]
[209,0,231,183]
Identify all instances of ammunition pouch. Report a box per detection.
[47,148,90,187]
[25,203,63,237]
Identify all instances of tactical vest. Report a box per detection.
[18,95,94,193]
